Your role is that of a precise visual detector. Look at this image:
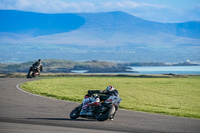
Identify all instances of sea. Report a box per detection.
[71,66,200,75]
[128,66,200,75]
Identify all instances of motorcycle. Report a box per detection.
[70,92,122,121]
[27,66,40,78]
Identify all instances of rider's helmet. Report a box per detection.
[106,85,115,91]
[38,59,41,62]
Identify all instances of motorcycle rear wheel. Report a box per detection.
[95,104,115,121]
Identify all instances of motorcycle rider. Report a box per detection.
[29,59,43,73]
[88,85,119,120]
[88,85,119,97]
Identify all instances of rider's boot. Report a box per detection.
[110,115,114,120]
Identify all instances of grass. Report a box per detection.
[0,72,185,78]
[20,76,200,119]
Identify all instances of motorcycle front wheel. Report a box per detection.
[95,104,115,121]
[27,71,33,78]
[70,106,81,119]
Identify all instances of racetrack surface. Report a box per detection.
[0,78,200,133]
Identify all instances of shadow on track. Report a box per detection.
[26,118,97,122]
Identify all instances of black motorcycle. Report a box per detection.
[27,66,40,78]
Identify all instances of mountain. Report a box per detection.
[0,10,85,37]
[0,10,200,63]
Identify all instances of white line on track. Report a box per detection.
[16,83,73,103]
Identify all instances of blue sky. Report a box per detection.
[0,0,199,23]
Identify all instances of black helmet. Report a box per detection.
[38,59,41,62]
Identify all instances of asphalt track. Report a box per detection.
[0,78,200,133]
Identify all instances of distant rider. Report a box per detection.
[29,59,43,73]
[88,85,119,120]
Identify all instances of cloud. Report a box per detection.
[0,0,171,13]
[102,1,169,9]
[102,1,139,8]
[0,0,97,13]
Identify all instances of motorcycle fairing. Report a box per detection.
[80,95,100,116]
[105,96,122,106]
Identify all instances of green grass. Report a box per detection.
[21,76,200,119]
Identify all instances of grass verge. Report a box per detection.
[20,76,200,119]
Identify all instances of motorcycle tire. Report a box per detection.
[70,107,81,119]
[95,104,115,121]
[27,71,32,78]
[27,74,30,78]
[32,73,36,78]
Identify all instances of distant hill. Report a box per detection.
[0,59,129,73]
[0,59,198,74]
[0,10,200,63]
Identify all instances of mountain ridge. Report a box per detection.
[0,10,200,63]
[1,10,200,40]
[0,10,85,37]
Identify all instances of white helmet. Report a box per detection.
[106,85,115,91]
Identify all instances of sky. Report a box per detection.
[0,0,200,23]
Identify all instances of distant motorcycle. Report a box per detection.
[70,92,122,121]
[27,66,40,78]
